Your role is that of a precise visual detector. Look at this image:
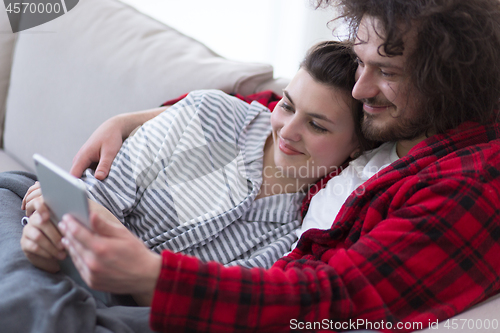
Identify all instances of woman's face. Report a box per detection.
[270,68,360,184]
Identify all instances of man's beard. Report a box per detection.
[361,109,431,142]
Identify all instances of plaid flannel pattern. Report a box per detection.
[150,121,500,332]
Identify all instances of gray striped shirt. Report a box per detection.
[82,90,304,269]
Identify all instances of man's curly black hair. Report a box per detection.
[315,0,500,134]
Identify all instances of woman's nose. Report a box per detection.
[279,116,301,142]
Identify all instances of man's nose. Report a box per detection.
[352,68,379,101]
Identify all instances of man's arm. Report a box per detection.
[58,173,500,331]
[148,175,500,332]
[60,140,500,332]
[70,106,168,180]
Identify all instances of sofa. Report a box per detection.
[0,0,287,173]
[0,0,498,331]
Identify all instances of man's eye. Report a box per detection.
[381,70,395,78]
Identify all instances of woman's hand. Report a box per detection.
[59,209,162,306]
[21,181,42,215]
[20,193,120,274]
[21,196,66,273]
[70,107,168,180]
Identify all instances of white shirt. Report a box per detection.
[291,142,399,250]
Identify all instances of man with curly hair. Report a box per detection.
[29,0,500,331]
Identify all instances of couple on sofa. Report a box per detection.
[23,39,369,273]
[9,0,500,331]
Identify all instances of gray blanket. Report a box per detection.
[0,171,155,333]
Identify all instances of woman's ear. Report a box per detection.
[350,148,361,160]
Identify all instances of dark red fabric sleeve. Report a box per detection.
[161,90,282,111]
[149,122,500,333]
[150,169,500,332]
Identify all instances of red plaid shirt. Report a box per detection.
[150,110,500,332]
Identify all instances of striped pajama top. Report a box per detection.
[82,90,304,269]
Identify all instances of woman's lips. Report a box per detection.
[278,139,302,155]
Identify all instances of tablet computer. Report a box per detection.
[33,153,91,229]
[32,154,112,304]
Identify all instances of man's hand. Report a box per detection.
[70,115,127,180]
[21,196,66,273]
[59,211,162,306]
[70,107,168,180]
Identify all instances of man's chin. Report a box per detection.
[361,116,393,141]
[361,117,425,142]
[362,125,394,142]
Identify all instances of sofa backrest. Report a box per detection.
[1,0,281,172]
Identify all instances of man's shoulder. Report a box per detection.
[417,137,500,185]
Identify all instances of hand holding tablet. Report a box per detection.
[33,154,91,229]
[31,154,112,304]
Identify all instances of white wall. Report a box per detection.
[120,0,346,80]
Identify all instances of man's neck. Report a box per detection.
[396,135,429,157]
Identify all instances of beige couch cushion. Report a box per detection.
[0,5,17,148]
[0,150,27,173]
[3,0,274,172]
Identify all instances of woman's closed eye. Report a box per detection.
[309,121,328,133]
[280,102,294,113]
[279,102,328,133]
